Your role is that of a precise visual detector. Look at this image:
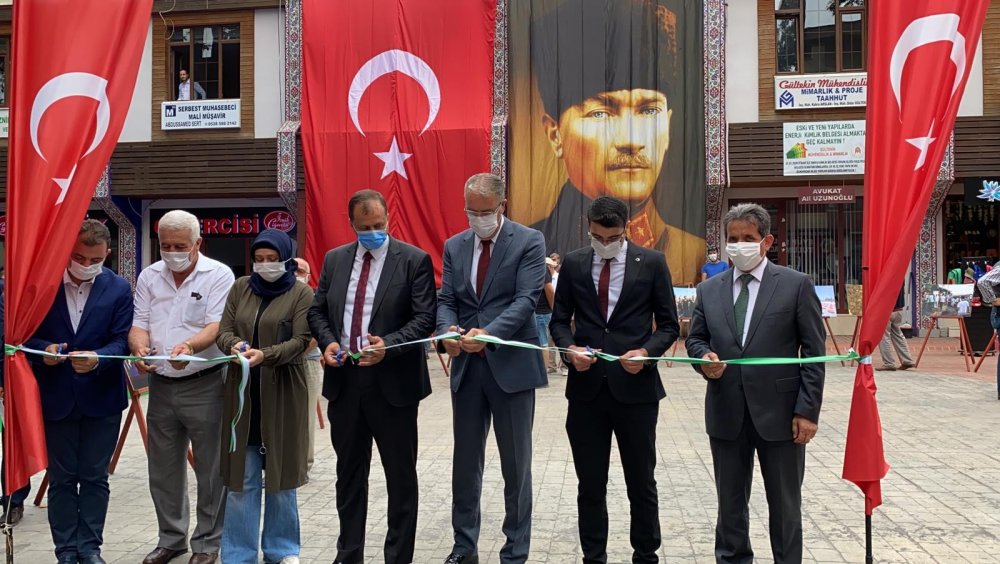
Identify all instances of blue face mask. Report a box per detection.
[357,230,388,250]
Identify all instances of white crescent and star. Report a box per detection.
[889,14,966,171]
[347,49,441,179]
[30,72,111,204]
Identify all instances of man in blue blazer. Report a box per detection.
[25,220,134,564]
[437,173,548,564]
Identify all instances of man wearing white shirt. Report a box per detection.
[177,69,207,101]
[129,210,235,564]
[686,203,826,564]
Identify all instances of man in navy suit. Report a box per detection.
[25,219,134,564]
[437,173,548,564]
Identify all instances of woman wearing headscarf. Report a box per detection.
[216,229,313,564]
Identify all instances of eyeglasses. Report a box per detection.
[464,203,503,218]
[588,231,626,246]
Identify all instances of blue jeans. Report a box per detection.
[221,449,300,564]
[534,313,552,346]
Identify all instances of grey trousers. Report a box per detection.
[147,369,226,554]
[879,310,914,368]
[304,358,324,472]
[451,355,535,564]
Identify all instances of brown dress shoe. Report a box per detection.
[188,553,218,564]
[142,547,187,564]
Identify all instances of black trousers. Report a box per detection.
[45,406,122,561]
[709,407,805,564]
[566,380,660,564]
[328,365,419,564]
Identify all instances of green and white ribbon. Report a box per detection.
[6,344,250,453]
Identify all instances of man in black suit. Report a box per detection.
[685,203,826,564]
[307,189,437,564]
[550,196,679,564]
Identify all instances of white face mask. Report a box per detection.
[726,242,765,272]
[707,253,718,262]
[591,239,622,260]
[296,276,310,285]
[468,212,500,239]
[161,251,193,273]
[68,259,103,281]
[253,261,287,283]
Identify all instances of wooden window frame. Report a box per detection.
[168,24,241,100]
[774,0,867,75]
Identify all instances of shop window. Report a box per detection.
[169,25,241,101]
[775,0,866,74]
[0,36,9,107]
[943,197,999,277]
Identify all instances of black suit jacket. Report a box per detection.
[308,238,436,407]
[685,262,826,442]
[550,243,679,404]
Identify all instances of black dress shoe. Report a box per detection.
[1,505,23,525]
[142,547,188,564]
[444,554,479,564]
[77,555,106,564]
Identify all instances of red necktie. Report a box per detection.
[349,251,373,353]
[476,240,491,299]
[598,259,611,320]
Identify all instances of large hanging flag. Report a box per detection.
[301,0,496,284]
[4,0,151,492]
[844,0,988,516]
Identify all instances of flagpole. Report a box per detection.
[866,514,873,564]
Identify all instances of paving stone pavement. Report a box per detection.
[3,359,999,563]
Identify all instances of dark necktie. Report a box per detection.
[598,259,611,320]
[476,240,491,299]
[734,272,754,344]
[349,251,373,353]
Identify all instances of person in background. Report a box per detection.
[294,257,324,473]
[177,69,207,101]
[700,248,728,282]
[545,255,564,374]
[130,210,235,564]
[976,262,1000,400]
[535,261,557,374]
[876,285,915,372]
[217,229,313,564]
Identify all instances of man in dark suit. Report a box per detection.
[550,196,679,563]
[685,203,826,564]
[437,173,547,564]
[308,189,436,564]
[24,219,134,564]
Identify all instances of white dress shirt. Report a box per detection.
[341,238,390,351]
[64,270,97,333]
[178,80,191,101]
[132,253,235,377]
[591,241,628,321]
[471,217,504,295]
[732,257,769,346]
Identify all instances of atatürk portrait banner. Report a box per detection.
[509,0,706,285]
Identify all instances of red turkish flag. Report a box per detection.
[4,0,150,493]
[844,0,988,515]
[301,0,496,284]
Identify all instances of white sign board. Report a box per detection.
[775,72,867,110]
[0,108,8,138]
[783,120,865,176]
[161,99,240,130]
